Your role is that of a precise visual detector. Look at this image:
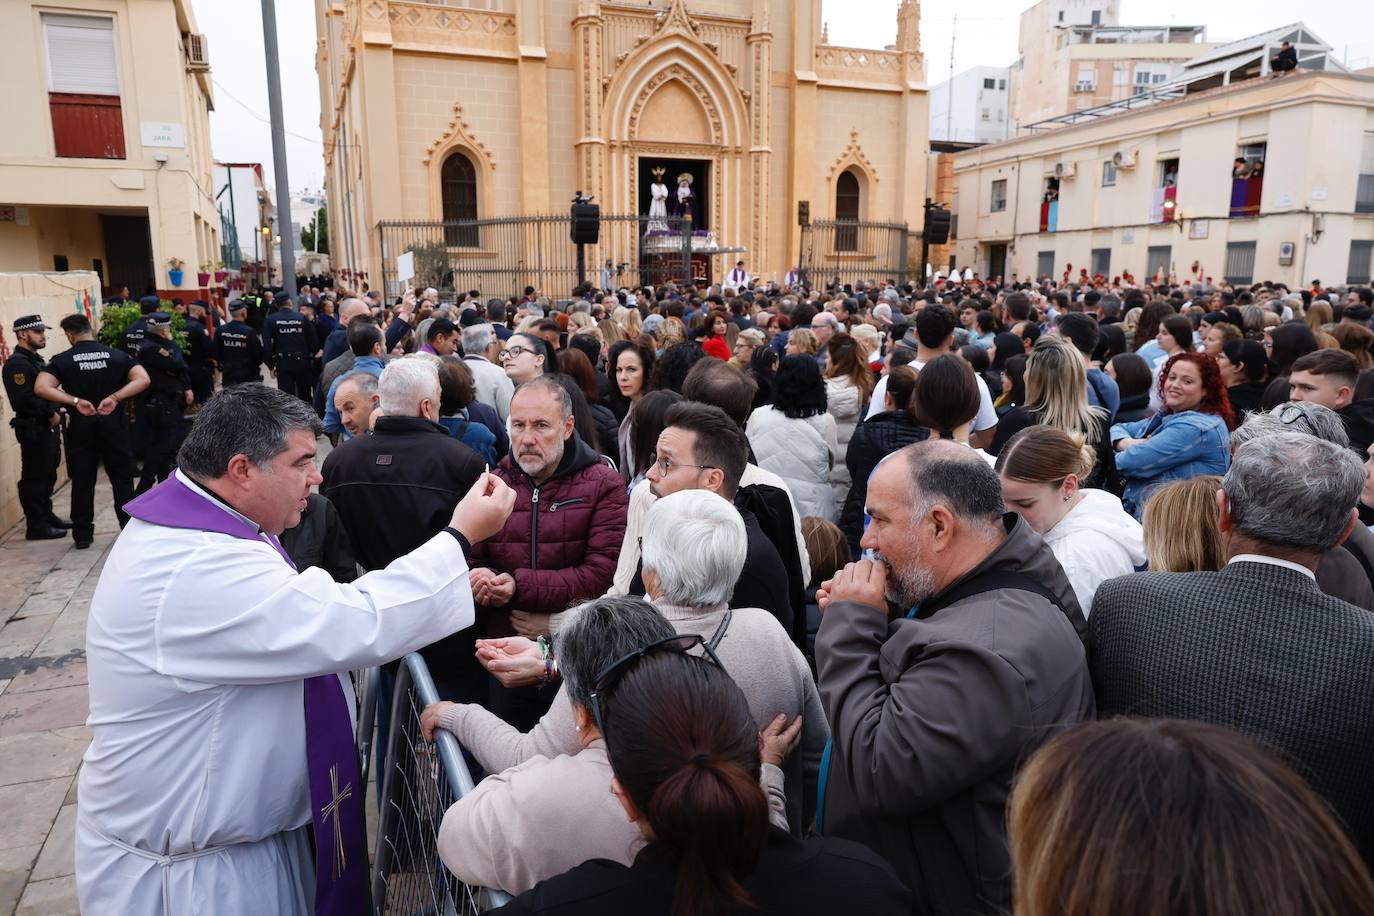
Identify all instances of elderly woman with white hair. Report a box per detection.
[421,488,828,834]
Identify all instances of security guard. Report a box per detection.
[215,300,265,386]
[184,302,215,404]
[35,314,149,548]
[135,313,191,494]
[262,292,319,404]
[2,315,68,539]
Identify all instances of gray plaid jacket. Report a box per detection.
[1090,560,1374,862]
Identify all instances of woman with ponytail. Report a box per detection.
[996,426,1145,614]
[495,650,910,915]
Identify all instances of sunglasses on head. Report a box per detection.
[587,633,722,736]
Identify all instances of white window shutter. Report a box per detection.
[43,14,119,96]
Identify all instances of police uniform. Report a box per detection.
[135,315,189,494]
[1,315,64,538]
[263,297,319,403]
[184,311,214,404]
[43,338,139,546]
[214,311,265,387]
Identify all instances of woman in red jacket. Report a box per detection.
[701,309,732,361]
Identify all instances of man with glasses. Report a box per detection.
[465,376,628,729]
[632,402,793,634]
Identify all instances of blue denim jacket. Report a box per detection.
[1110,410,1231,518]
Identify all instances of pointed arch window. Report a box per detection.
[441,151,478,247]
[835,169,861,251]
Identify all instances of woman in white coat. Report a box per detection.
[822,333,874,510]
[995,425,1145,614]
[747,355,839,520]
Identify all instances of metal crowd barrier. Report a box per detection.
[371,653,512,914]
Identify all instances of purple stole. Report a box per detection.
[124,475,369,916]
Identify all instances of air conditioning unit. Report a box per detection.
[1054,161,1077,180]
[1074,80,1096,92]
[186,33,210,71]
[1112,150,1138,169]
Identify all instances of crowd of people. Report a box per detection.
[15,268,1374,915]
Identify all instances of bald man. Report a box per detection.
[315,299,372,414]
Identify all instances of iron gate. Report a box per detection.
[798,219,914,290]
[377,214,698,302]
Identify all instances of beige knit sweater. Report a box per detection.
[437,739,787,895]
[438,601,827,834]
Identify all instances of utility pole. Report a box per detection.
[261,0,297,297]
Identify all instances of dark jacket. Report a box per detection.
[841,410,929,555]
[589,402,619,460]
[467,432,628,634]
[1113,390,1151,424]
[1338,400,1374,458]
[320,415,486,670]
[280,493,359,583]
[816,516,1093,915]
[467,399,510,460]
[1316,523,1374,611]
[1090,561,1374,863]
[493,828,910,916]
[1226,380,1267,417]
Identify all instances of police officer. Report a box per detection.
[120,295,161,359]
[135,313,191,494]
[184,302,215,404]
[215,300,265,386]
[34,314,149,549]
[1,315,68,539]
[263,292,319,404]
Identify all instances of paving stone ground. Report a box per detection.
[0,478,115,916]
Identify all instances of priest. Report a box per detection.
[74,383,516,915]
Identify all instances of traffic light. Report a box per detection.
[923,204,951,245]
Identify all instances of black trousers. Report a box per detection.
[276,355,313,404]
[12,419,59,531]
[188,365,214,404]
[65,414,136,541]
[135,398,183,495]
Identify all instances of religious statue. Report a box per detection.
[672,172,696,223]
[647,166,669,232]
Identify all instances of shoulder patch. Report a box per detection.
[11,373,24,386]
[159,348,171,357]
[375,454,393,466]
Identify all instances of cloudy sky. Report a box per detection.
[194,0,1372,197]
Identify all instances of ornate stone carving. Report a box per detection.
[421,102,495,171]
[827,128,877,186]
[654,0,701,38]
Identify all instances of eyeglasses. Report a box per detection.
[1276,402,1321,436]
[587,633,723,736]
[500,345,534,361]
[652,454,719,475]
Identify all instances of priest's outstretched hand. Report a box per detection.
[450,472,516,545]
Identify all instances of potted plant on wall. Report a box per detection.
[167,257,185,287]
[197,261,212,287]
[213,260,228,283]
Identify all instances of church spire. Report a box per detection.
[896,0,919,53]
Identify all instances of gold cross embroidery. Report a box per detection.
[320,763,354,881]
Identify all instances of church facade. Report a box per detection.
[317,0,929,292]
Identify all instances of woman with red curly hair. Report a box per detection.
[1110,351,1233,519]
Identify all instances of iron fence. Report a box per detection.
[378,213,709,302]
[371,653,511,914]
[799,219,914,290]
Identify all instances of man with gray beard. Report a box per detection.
[813,439,1093,916]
